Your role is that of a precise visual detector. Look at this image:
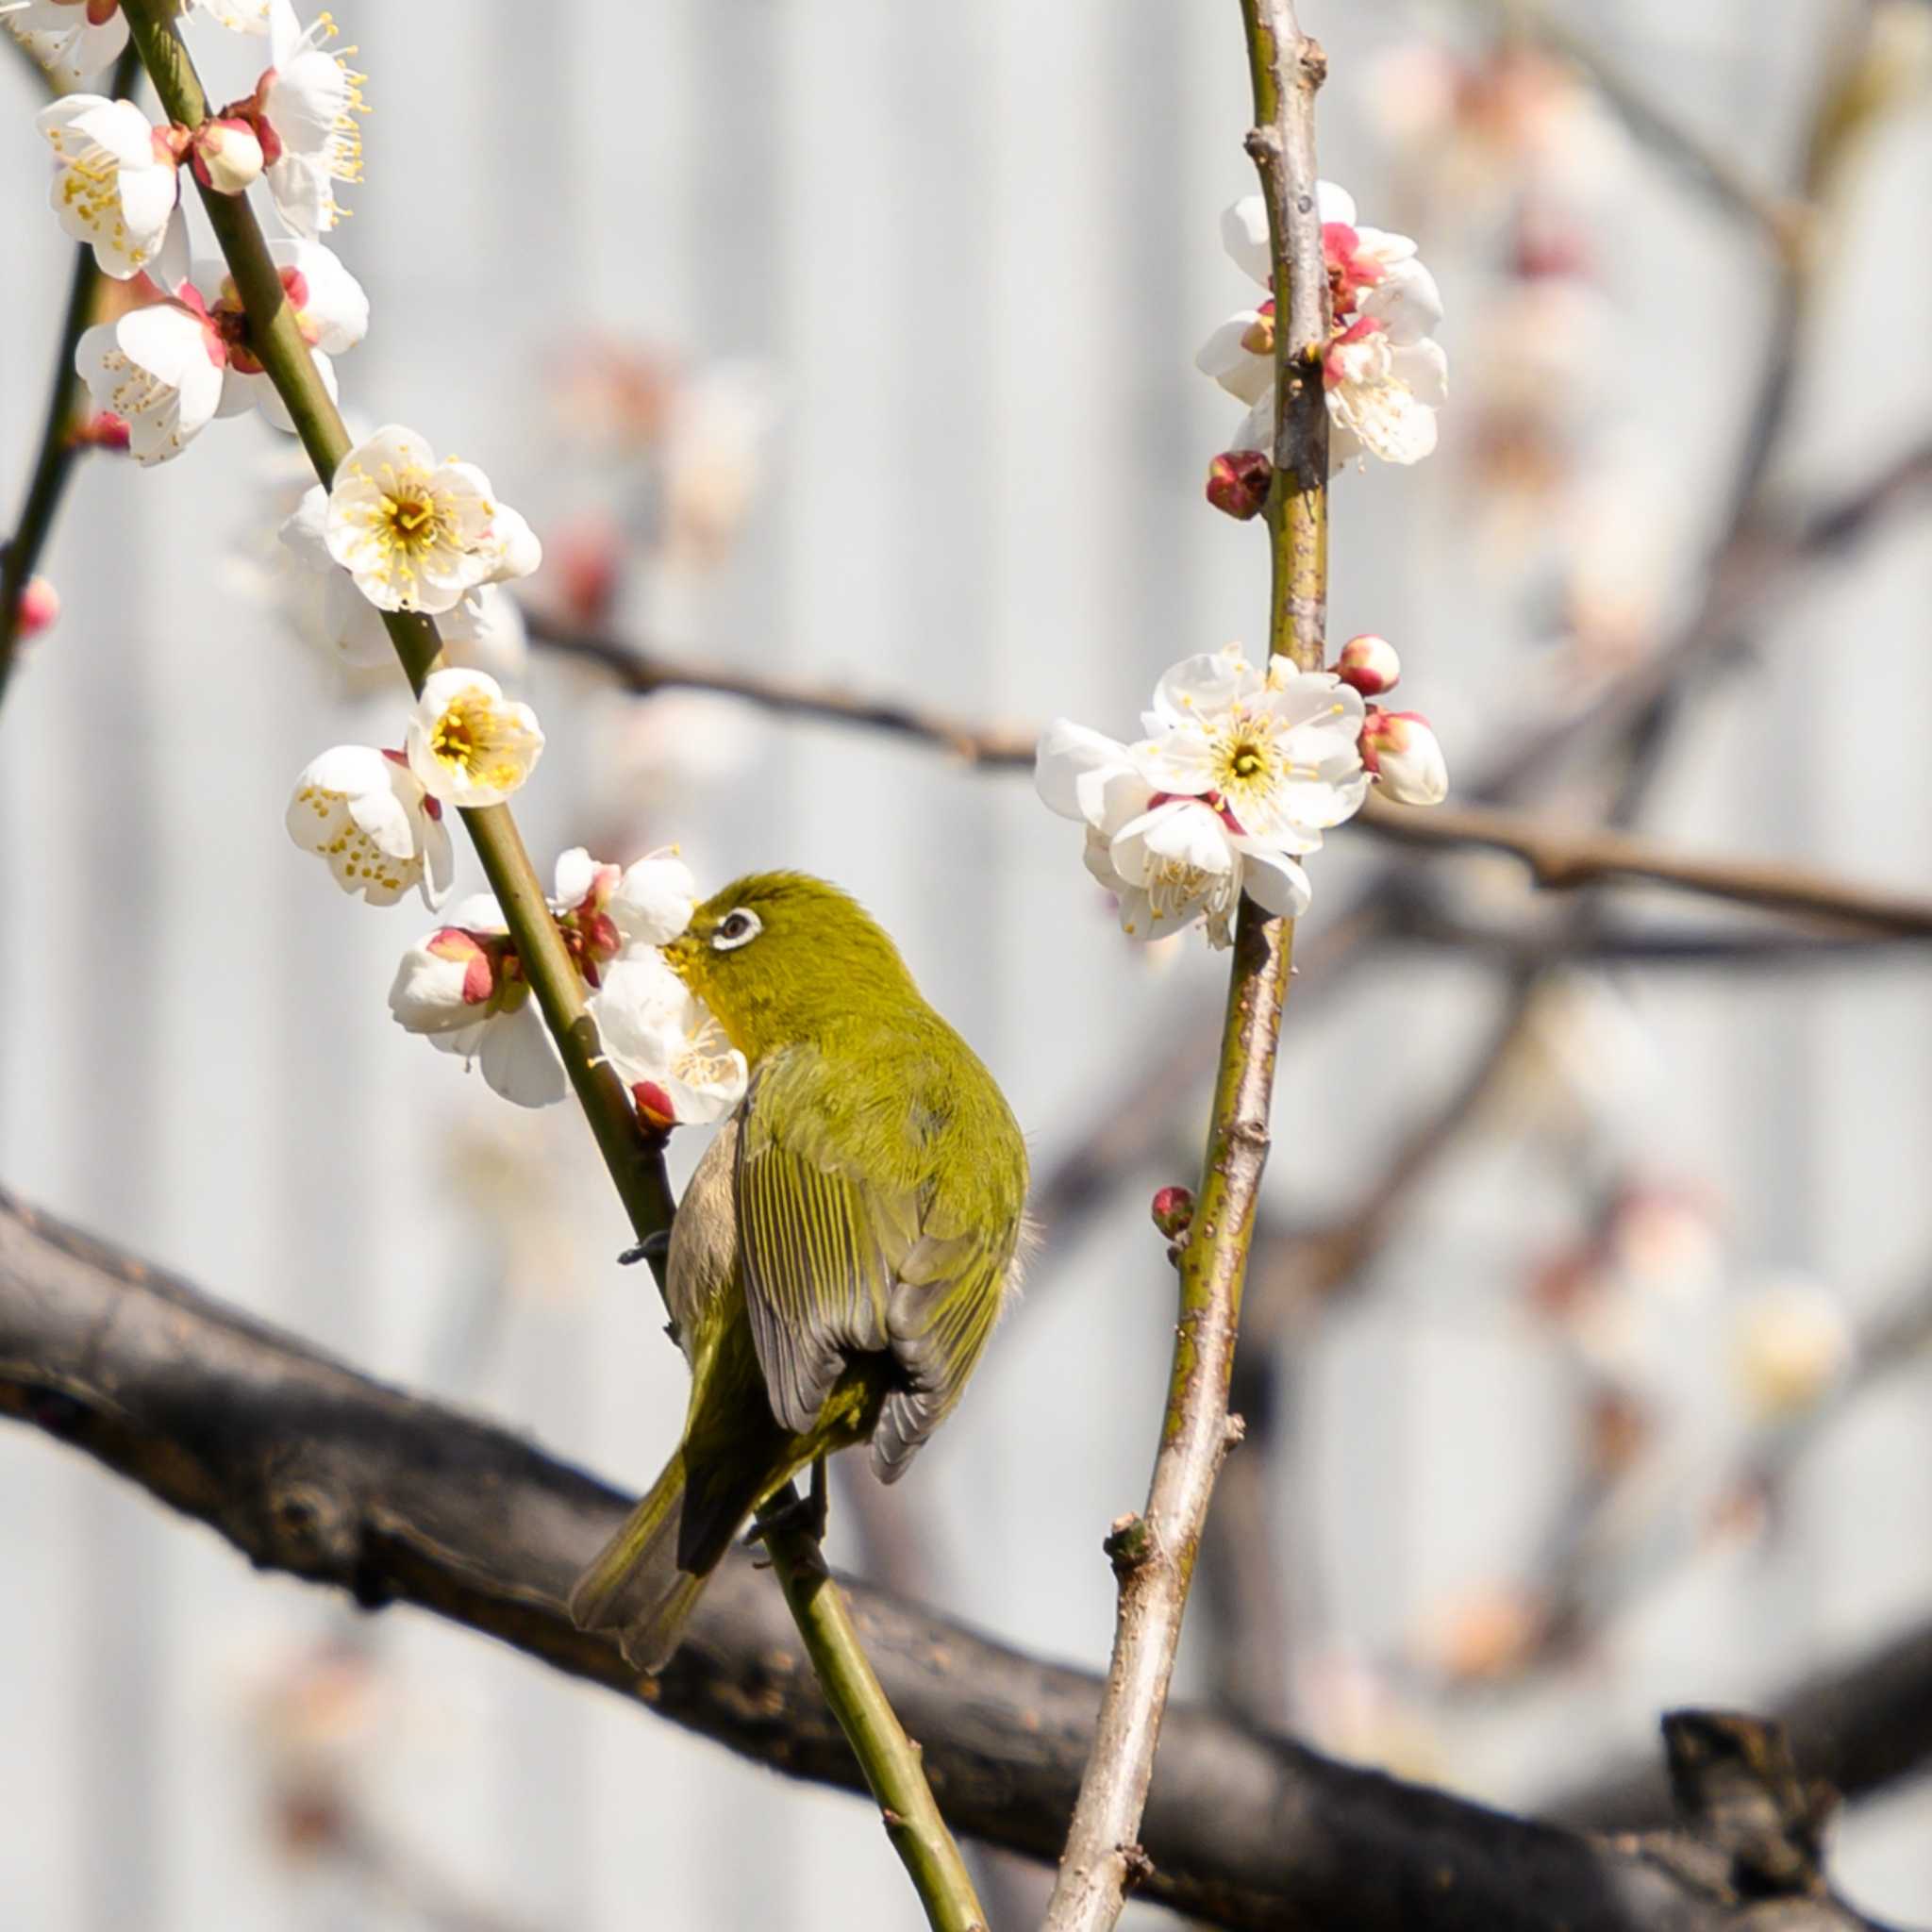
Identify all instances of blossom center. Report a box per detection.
[427,693,535,794]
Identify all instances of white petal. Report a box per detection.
[1221,196,1272,284]
[265,154,334,238]
[1316,180,1357,226]
[1391,338,1449,409]
[478,1003,568,1108]
[551,845,600,908]
[1231,390,1274,458]
[1239,849,1312,919]
[1352,225,1417,267]
[483,504,541,585]
[1147,648,1259,727]
[1194,314,1273,405]
[1034,719,1133,822]
[446,892,507,934]
[269,239,369,353]
[1361,258,1443,344]
[420,815,454,908]
[278,485,334,570]
[612,854,697,946]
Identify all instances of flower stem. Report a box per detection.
[0,44,142,712]
[115,10,973,1927]
[114,0,675,1250]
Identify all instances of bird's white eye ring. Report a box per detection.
[712,908,761,951]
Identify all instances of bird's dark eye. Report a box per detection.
[711,908,762,952]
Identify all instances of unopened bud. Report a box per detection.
[1333,632,1400,697]
[1206,449,1272,522]
[75,410,131,452]
[1361,708,1448,806]
[631,1080,677,1135]
[16,575,59,641]
[192,117,265,194]
[1151,1184,1195,1241]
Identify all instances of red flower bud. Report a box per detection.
[631,1081,677,1134]
[1206,449,1272,522]
[1151,1184,1195,1241]
[15,576,59,641]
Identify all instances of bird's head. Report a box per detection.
[662,872,919,1065]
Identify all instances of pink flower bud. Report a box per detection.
[16,576,59,641]
[631,1081,677,1134]
[75,410,131,452]
[1151,1184,1195,1241]
[1333,632,1401,696]
[1206,449,1272,522]
[192,117,266,195]
[1361,708,1448,806]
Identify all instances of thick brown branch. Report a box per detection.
[1554,1620,1932,1835]
[0,1189,1911,1932]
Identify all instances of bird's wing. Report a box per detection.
[733,1045,906,1436]
[734,1043,1021,1476]
[870,1210,1016,1483]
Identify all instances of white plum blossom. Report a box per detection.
[246,0,368,236]
[589,950,747,1131]
[277,485,528,682]
[8,1,265,81]
[385,849,699,1111]
[1200,186,1448,472]
[75,287,226,466]
[1037,644,1367,946]
[390,910,567,1110]
[37,94,180,279]
[324,426,540,616]
[286,744,453,908]
[406,668,544,809]
[198,240,367,427]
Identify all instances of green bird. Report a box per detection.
[569,872,1029,1673]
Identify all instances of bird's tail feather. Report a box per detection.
[568,1446,786,1674]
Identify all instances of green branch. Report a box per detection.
[112,8,975,1928]
[759,1488,988,1932]
[0,42,143,709]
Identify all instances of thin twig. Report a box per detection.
[113,11,973,1927]
[1480,0,1811,263]
[0,42,142,708]
[1359,793,1932,939]
[1040,10,1328,1930]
